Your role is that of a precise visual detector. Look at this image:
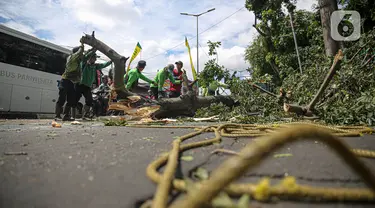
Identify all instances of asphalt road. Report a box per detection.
[0,119,375,208]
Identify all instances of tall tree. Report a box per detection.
[319,0,340,56]
[245,0,297,85]
[245,3,324,85]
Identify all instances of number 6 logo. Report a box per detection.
[331,11,361,41]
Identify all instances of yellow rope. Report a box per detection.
[152,126,213,207]
[135,122,375,207]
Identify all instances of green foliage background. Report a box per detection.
[196,0,375,126]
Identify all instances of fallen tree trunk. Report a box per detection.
[151,95,238,119]
[80,32,134,99]
[80,34,238,118]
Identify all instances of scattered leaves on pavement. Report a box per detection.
[193,167,209,180]
[142,137,154,141]
[181,155,194,162]
[104,119,128,126]
[274,153,293,158]
[237,194,250,208]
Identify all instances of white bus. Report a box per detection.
[0,24,85,117]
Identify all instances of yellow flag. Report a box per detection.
[185,37,197,80]
[127,42,142,73]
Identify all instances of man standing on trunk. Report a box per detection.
[55,39,84,121]
[169,61,184,98]
[75,49,112,119]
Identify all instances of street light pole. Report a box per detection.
[181,8,215,94]
[289,11,303,74]
[196,15,199,80]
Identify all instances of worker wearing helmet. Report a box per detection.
[150,64,182,99]
[124,60,155,91]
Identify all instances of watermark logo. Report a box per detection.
[331,10,361,41]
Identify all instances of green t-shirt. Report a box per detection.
[150,68,181,91]
[79,50,112,87]
[124,68,154,89]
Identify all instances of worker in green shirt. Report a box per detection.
[150,64,182,99]
[55,39,84,121]
[75,49,113,119]
[124,60,156,91]
[202,80,228,96]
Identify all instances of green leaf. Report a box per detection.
[211,192,236,208]
[142,137,154,141]
[273,153,293,158]
[193,168,209,180]
[181,155,194,162]
[237,194,250,208]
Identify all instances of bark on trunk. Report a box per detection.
[80,33,134,99]
[319,0,340,57]
[151,95,238,119]
[253,17,281,84]
[307,49,343,110]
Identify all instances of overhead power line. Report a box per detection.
[198,42,210,59]
[143,6,245,61]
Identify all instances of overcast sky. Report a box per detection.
[0,0,316,79]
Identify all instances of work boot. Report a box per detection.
[82,105,91,120]
[54,103,63,120]
[62,106,75,121]
[71,107,77,120]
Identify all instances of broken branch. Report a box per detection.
[307,49,344,111]
[248,82,277,97]
[80,34,134,99]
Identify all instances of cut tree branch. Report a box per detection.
[284,49,344,116]
[348,41,369,63]
[361,54,375,68]
[151,95,237,119]
[253,16,267,37]
[307,49,343,111]
[248,81,277,97]
[80,33,134,99]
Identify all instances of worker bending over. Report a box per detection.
[150,64,182,99]
[124,60,155,91]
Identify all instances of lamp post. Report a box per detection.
[289,11,303,74]
[181,8,215,93]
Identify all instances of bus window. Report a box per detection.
[0,32,68,75]
[0,47,6,62]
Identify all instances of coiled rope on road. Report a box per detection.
[129,122,375,207]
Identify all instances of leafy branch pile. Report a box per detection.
[196,0,375,126]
